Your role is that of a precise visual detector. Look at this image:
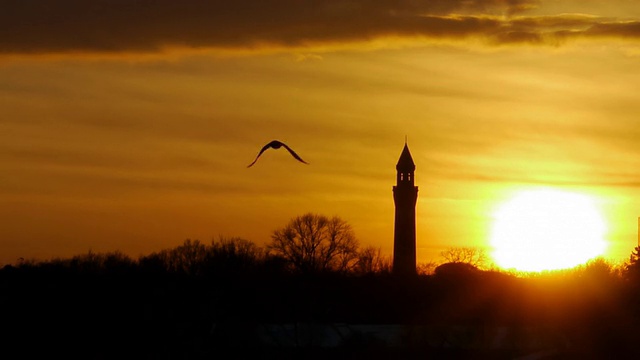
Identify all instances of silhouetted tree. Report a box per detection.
[210,236,263,260]
[440,246,487,268]
[631,246,640,264]
[70,250,135,275]
[624,246,640,282]
[416,261,438,275]
[582,257,614,278]
[149,239,208,276]
[205,236,266,276]
[268,213,359,274]
[355,246,391,275]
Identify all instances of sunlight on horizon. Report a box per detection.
[490,188,608,272]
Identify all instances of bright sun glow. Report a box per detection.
[490,188,608,272]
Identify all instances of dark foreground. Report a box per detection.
[2,260,640,360]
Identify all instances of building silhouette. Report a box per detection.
[393,142,418,275]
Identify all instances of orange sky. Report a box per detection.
[2,0,640,266]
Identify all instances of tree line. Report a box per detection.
[6,211,640,280]
[6,213,394,277]
[3,212,640,358]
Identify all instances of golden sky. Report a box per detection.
[2,0,640,266]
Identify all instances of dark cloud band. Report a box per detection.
[0,0,638,54]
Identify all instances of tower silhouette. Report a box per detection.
[393,142,418,275]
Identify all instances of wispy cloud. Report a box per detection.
[2,0,639,56]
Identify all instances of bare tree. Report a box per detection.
[66,250,135,274]
[210,236,264,261]
[416,261,438,275]
[207,236,265,274]
[268,213,359,273]
[151,239,208,275]
[440,246,487,268]
[355,246,392,274]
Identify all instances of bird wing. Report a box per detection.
[247,142,274,168]
[281,143,309,164]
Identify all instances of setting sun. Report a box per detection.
[490,188,608,272]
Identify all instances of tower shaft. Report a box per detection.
[392,143,418,275]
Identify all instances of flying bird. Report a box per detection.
[247,140,309,168]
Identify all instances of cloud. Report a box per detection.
[4,0,639,55]
[441,170,640,189]
[0,0,524,53]
[584,20,640,38]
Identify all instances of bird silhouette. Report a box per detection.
[247,140,309,167]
